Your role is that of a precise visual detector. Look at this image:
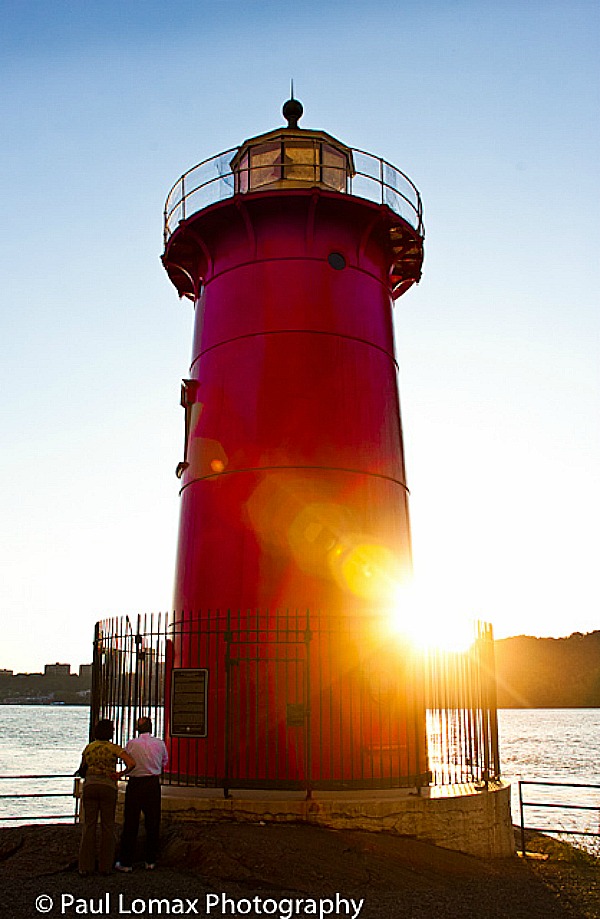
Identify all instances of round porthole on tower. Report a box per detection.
[328,252,346,270]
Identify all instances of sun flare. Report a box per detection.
[388,582,477,654]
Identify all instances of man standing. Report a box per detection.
[115,716,168,871]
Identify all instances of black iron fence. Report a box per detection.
[91,611,500,794]
[90,612,167,751]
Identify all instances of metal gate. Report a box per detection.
[224,619,310,795]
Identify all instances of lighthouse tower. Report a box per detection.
[162,99,425,790]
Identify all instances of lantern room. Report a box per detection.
[230,99,353,195]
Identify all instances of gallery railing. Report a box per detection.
[91,611,500,794]
[164,146,424,246]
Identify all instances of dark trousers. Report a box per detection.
[118,775,162,866]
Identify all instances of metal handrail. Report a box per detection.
[518,780,600,855]
[163,145,424,246]
[0,773,80,824]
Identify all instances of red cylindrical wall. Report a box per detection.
[163,185,426,787]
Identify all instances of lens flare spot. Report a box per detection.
[332,541,399,601]
[288,502,354,575]
[192,437,227,478]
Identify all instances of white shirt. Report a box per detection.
[125,732,168,778]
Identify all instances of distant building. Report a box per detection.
[78,664,93,680]
[0,669,13,676]
[44,662,71,676]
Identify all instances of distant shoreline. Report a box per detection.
[0,701,89,707]
[1,701,599,709]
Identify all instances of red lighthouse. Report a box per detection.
[162,99,426,790]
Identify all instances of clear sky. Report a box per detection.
[1,1,598,673]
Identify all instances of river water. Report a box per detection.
[0,706,599,836]
[499,708,600,841]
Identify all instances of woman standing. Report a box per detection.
[78,719,136,876]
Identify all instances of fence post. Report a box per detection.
[483,622,500,779]
[477,625,491,788]
[223,609,232,799]
[90,622,102,741]
[133,615,142,726]
[304,610,313,801]
[413,644,427,794]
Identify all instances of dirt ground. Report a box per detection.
[0,821,598,919]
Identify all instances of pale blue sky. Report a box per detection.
[1,1,598,671]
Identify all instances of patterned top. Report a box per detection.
[82,740,128,783]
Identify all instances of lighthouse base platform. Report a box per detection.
[152,782,514,859]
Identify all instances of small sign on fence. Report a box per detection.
[170,668,208,737]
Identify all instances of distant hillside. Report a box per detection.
[494,631,600,708]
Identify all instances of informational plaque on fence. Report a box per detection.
[170,668,208,737]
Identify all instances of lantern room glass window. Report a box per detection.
[233,137,350,194]
[321,144,347,192]
[283,141,318,183]
[249,141,282,189]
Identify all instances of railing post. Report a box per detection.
[519,781,526,856]
[73,777,81,823]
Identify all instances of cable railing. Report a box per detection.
[164,145,424,246]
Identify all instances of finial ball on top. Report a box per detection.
[283,96,303,129]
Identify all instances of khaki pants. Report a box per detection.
[78,780,117,874]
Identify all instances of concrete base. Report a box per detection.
[155,781,515,859]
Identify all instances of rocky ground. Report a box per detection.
[0,821,597,919]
